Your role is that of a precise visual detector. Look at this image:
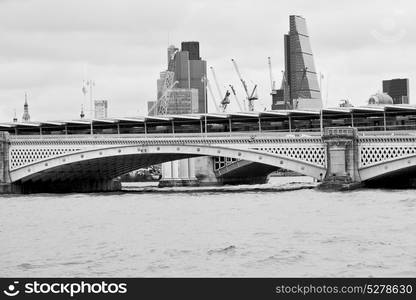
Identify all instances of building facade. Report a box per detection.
[383,78,409,104]
[273,15,322,110]
[165,89,199,114]
[172,42,207,113]
[94,100,108,119]
[181,41,200,60]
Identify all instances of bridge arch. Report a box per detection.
[10,144,326,183]
[359,154,416,182]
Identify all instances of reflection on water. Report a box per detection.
[0,177,415,277]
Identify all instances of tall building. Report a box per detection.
[383,78,409,104]
[151,43,206,187]
[181,41,200,60]
[153,43,207,114]
[94,100,108,119]
[273,15,322,110]
[172,41,207,113]
[22,93,30,122]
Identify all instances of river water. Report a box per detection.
[1,177,415,277]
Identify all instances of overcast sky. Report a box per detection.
[0,0,414,121]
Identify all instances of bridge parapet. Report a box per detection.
[323,127,357,139]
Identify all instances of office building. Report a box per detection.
[279,15,322,110]
[165,89,199,114]
[181,41,200,60]
[172,41,207,113]
[94,100,108,119]
[155,43,207,114]
[383,78,409,104]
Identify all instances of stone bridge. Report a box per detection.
[2,128,416,193]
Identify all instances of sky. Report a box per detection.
[0,0,415,121]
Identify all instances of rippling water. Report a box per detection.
[1,177,415,277]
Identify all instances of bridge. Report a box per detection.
[2,106,416,193]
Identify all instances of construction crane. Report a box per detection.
[268,57,276,92]
[220,90,231,112]
[210,67,223,101]
[231,58,258,111]
[206,78,220,113]
[210,66,232,112]
[229,84,243,111]
[149,71,178,115]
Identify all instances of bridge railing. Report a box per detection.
[9,130,323,141]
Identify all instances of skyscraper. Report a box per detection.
[94,100,108,119]
[181,41,200,60]
[274,15,322,110]
[383,78,409,104]
[22,93,30,122]
[172,41,207,113]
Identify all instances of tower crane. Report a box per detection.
[210,67,223,101]
[229,84,243,111]
[231,58,258,111]
[210,66,231,112]
[149,71,178,115]
[206,78,220,113]
[220,90,231,112]
[268,57,276,92]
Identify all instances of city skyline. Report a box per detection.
[0,0,415,121]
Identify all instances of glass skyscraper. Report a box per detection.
[273,15,322,110]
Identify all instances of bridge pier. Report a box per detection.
[159,158,200,187]
[319,127,362,190]
[0,132,21,194]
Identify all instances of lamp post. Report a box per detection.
[201,74,208,113]
[83,79,95,135]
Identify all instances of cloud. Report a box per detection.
[0,0,416,121]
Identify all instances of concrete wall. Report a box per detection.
[194,157,219,185]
